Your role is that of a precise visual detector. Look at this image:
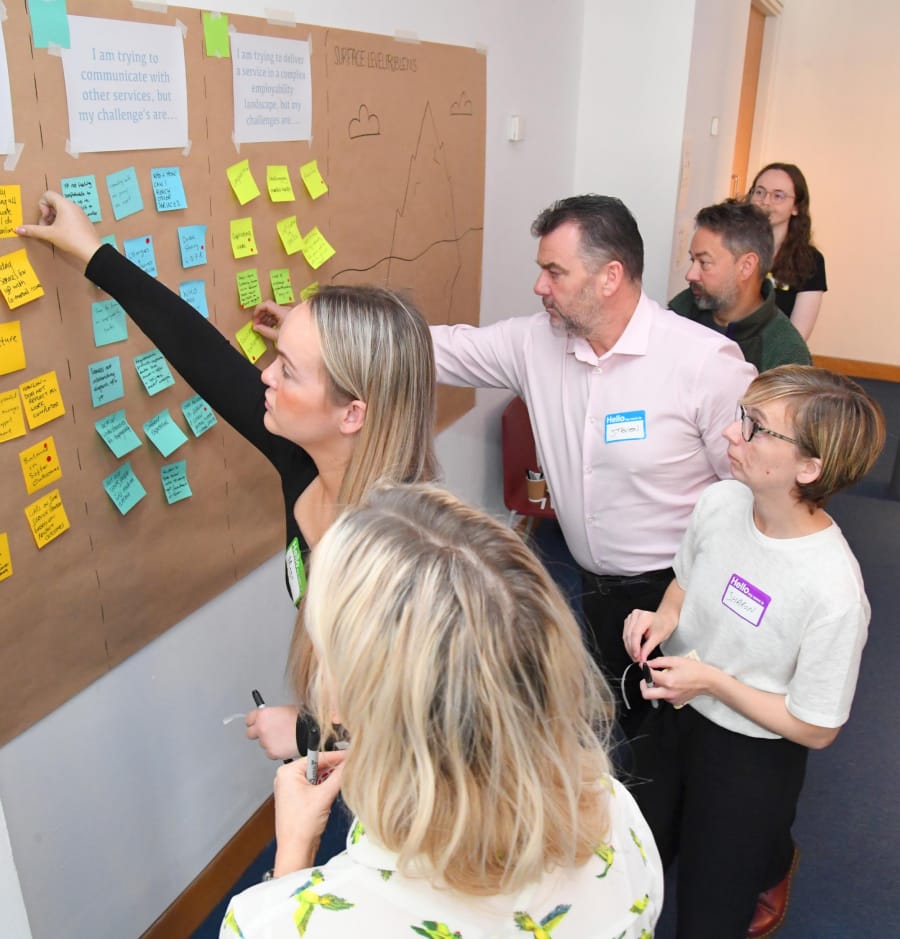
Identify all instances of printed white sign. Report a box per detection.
[0,22,15,154]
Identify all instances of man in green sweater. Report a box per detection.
[669,200,811,372]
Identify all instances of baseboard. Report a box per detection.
[812,356,900,383]
[141,796,274,939]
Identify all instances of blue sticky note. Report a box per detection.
[150,167,188,212]
[91,299,128,347]
[100,234,119,250]
[103,461,147,515]
[107,167,144,221]
[179,280,208,318]
[123,235,158,277]
[88,356,124,408]
[181,394,218,437]
[161,460,192,504]
[134,349,175,396]
[177,225,207,268]
[143,409,188,458]
[95,409,141,458]
[30,0,70,49]
[61,175,101,222]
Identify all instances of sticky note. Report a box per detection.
[300,160,329,200]
[236,321,267,364]
[29,0,70,49]
[123,235,158,278]
[300,227,336,270]
[0,532,11,583]
[179,280,209,318]
[230,217,258,259]
[61,175,102,222]
[134,349,175,396]
[181,394,218,437]
[88,357,125,408]
[100,233,119,250]
[91,299,128,347]
[270,269,294,305]
[143,409,188,457]
[226,159,260,206]
[20,370,65,428]
[106,167,144,221]
[0,185,23,238]
[103,462,146,516]
[202,11,230,57]
[0,388,26,442]
[19,435,62,495]
[276,215,304,256]
[25,488,70,548]
[0,320,26,374]
[95,409,142,459]
[300,282,319,301]
[178,225,207,268]
[150,167,188,212]
[267,165,295,202]
[0,248,44,309]
[161,460,192,504]
[236,269,262,309]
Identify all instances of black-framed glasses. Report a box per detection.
[737,404,798,445]
[749,186,793,204]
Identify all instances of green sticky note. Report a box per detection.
[236,269,262,309]
[202,12,230,58]
[161,460,192,504]
[143,409,188,458]
[236,321,267,364]
[270,268,294,305]
[103,462,146,515]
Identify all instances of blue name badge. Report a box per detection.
[604,410,647,443]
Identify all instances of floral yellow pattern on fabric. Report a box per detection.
[223,907,244,937]
[629,895,650,915]
[630,828,648,864]
[291,869,355,935]
[411,920,463,938]
[594,842,615,878]
[350,820,365,844]
[514,904,571,937]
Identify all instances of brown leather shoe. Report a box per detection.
[747,846,800,938]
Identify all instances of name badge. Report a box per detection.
[721,573,771,627]
[604,410,646,443]
[285,537,307,607]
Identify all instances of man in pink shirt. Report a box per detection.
[432,194,757,735]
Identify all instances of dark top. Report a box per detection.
[86,245,317,599]
[770,247,827,317]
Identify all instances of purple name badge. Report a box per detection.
[721,573,771,627]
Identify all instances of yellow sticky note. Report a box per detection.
[276,215,305,256]
[0,388,26,442]
[230,217,258,259]
[0,248,44,310]
[24,488,70,550]
[19,370,65,429]
[236,269,262,309]
[202,11,230,58]
[0,185,23,238]
[300,160,329,200]
[226,159,261,206]
[236,321,267,364]
[300,282,319,301]
[270,269,294,305]
[0,532,11,583]
[19,435,62,495]
[267,165,295,202]
[0,320,26,375]
[301,227,336,270]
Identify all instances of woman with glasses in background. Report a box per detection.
[748,163,826,341]
[623,365,884,938]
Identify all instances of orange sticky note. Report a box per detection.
[236,321,267,364]
[300,160,328,200]
[19,370,65,429]
[0,320,26,375]
[226,159,261,205]
[0,389,26,442]
[301,227,336,270]
[0,532,11,583]
[24,488,70,549]
[230,217,258,259]
[0,185,23,238]
[0,248,44,310]
[19,435,62,495]
[266,165,295,203]
[276,215,304,256]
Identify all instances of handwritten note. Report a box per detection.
[107,167,144,220]
[134,349,175,396]
[143,408,188,458]
[226,158,260,205]
[230,217,258,259]
[95,409,141,458]
[266,165,295,202]
[276,215,304,256]
[181,394,218,437]
[61,175,101,222]
[150,166,188,212]
[0,320,26,374]
[0,185,23,237]
[20,370,65,428]
[300,160,328,200]
[88,356,124,408]
[236,321,267,364]
[91,299,128,347]
[0,532,11,583]
[123,235,158,278]
[102,462,146,516]
[179,280,208,318]
[300,282,319,301]
[236,269,262,309]
[177,225,207,268]
[202,11,230,58]
[19,435,62,495]
[0,248,44,309]
[270,269,294,305]
[25,488,70,548]
[0,389,26,443]
[161,460,192,504]
[300,227,336,270]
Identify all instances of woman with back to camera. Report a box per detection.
[748,162,827,340]
[624,365,884,938]
[221,483,663,938]
[18,193,438,759]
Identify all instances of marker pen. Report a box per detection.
[305,723,321,785]
[251,689,265,708]
[641,663,659,709]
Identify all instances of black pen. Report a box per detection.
[251,689,265,708]
[306,722,321,785]
[641,663,659,709]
